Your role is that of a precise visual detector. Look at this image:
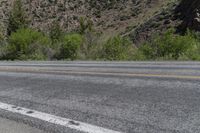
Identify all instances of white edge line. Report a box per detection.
[0,102,122,133]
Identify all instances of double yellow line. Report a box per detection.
[51,70,200,80]
[0,67,199,80]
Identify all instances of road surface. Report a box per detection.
[0,117,45,133]
[0,61,200,133]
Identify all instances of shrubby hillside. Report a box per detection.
[1,0,200,61]
[0,0,173,35]
[130,0,200,44]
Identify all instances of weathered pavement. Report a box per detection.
[0,117,45,133]
[0,61,200,133]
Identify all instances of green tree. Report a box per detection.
[79,17,94,34]
[0,28,4,42]
[7,0,29,35]
[49,21,63,43]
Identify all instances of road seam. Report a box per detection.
[0,102,122,133]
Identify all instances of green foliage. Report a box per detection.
[4,0,200,62]
[49,21,63,43]
[57,33,83,60]
[0,28,4,42]
[180,31,200,60]
[139,29,195,60]
[79,32,103,60]
[0,27,7,60]
[79,17,94,34]
[101,36,135,60]
[6,28,51,60]
[7,0,29,35]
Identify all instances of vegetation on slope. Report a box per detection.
[0,0,200,61]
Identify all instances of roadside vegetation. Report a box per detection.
[139,29,200,60]
[0,0,200,61]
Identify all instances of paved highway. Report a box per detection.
[0,61,200,133]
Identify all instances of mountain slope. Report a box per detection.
[129,0,180,44]
[129,0,200,44]
[176,0,200,32]
[0,0,175,36]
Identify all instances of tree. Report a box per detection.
[7,0,29,35]
[0,25,6,45]
[79,17,94,34]
[49,21,63,43]
[0,27,4,42]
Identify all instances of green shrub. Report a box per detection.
[78,32,103,60]
[57,33,83,60]
[180,31,200,60]
[6,28,51,60]
[101,36,135,60]
[139,29,194,60]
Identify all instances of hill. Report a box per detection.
[1,0,200,61]
[130,0,200,44]
[0,0,175,36]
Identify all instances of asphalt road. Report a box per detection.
[0,61,200,133]
[0,117,45,133]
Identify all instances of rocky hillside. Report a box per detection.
[130,0,200,44]
[1,0,199,45]
[129,1,180,44]
[176,0,200,32]
[0,0,174,35]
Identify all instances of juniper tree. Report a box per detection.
[49,21,63,43]
[7,0,29,35]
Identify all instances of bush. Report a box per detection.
[139,29,195,60]
[57,33,83,60]
[6,28,51,60]
[79,32,102,60]
[101,36,135,60]
[180,31,200,60]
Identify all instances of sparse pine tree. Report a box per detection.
[79,17,87,34]
[87,19,94,32]
[49,21,63,43]
[0,27,3,41]
[7,0,29,35]
[79,17,94,34]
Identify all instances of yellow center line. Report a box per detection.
[0,67,199,80]
[52,70,200,80]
